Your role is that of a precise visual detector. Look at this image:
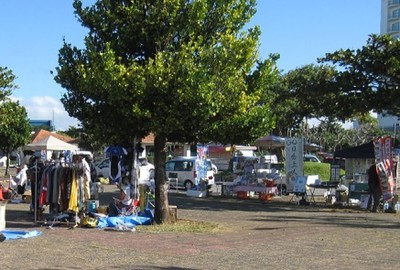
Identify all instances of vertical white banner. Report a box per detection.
[285,137,304,185]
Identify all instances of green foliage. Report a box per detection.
[0,66,17,100]
[0,101,31,149]
[59,126,81,139]
[0,101,31,175]
[304,162,331,181]
[54,0,278,223]
[0,67,30,175]
[269,64,341,135]
[31,125,52,132]
[320,34,400,117]
[263,34,400,154]
[55,0,276,146]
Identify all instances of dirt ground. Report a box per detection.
[1,183,400,270]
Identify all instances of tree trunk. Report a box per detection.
[153,134,170,224]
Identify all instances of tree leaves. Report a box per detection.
[0,67,17,100]
[320,34,400,117]
[55,0,277,223]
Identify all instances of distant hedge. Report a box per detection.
[304,162,331,181]
[304,162,345,181]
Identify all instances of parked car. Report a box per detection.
[95,157,154,183]
[95,158,110,178]
[304,154,321,163]
[0,156,6,167]
[165,156,215,190]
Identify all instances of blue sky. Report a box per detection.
[0,1,380,130]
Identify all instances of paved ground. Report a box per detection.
[1,183,400,270]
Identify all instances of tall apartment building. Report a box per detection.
[381,0,400,39]
[377,0,400,130]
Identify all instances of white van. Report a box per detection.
[165,156,215,190]
[72,150,93,159]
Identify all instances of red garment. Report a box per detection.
[39,169,48,206]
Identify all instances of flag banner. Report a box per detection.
[196,145,209,186]
[373,136,395,201]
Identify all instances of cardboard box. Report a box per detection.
[24,194,32,204]
[168,205,178,222]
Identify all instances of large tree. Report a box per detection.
[0,67,31,175]
[320,34,400,117]
[268,34,400,140]
[0,67,17,100]
[268,64,351,137]
[0,101,31,175]
[54,0,277,223]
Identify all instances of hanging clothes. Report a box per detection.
[39,167,49,207]
[82,157,91,201]
[68,172,79,213]
[36,164,82,216]
[105,146,127,183]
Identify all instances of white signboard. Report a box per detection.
[285,137,304,187]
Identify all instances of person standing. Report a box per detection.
[79,155,91,201]
[367,164,382,212]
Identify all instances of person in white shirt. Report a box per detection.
[118,178,133,206]
[11,165,29,194]
[108,176,133,216]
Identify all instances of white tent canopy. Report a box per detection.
[24,135,79,151]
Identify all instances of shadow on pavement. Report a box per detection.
[3,185,399,232]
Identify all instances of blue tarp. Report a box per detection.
[97,215,152,229]
[1,230,42,240]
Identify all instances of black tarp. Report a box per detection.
[334,141,375,159]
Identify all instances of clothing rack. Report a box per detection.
[32,162,86,225]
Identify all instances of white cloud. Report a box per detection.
[14,95,80,131]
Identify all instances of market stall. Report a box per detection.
[227,157,280,200]
[334,136,399,209]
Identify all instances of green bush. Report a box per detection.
[304,162,331,181]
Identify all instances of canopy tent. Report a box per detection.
[255,135,322,151]
[254,135,286,149]
[24,135,79,151]
[305,142,322,151]
[333,141,375,159]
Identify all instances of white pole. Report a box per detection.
[34,159,37,224]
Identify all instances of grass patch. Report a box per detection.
[136,219,221,233]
